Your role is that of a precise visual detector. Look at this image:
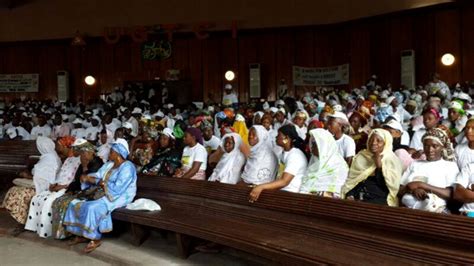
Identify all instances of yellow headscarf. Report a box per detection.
[233,114,249,146]
[341,128,403,206]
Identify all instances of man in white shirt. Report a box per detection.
[30,115,51,139]
[273,108,289,131]
[102,113,118,135]
[425,73,451,101]
[202,126,220,154]
[327,112,356,166]
[51,114,71,140]
[6,117,31,140]
[71,118,87,139]
[386,96,412,128]
[222,84,238,108]
[85,117,101,142]
[121,108,139,137]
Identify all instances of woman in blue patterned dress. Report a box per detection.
[63,138,137,253]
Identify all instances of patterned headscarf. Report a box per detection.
[73,141,96,153]
[57,136,76,148]
[422,127,455,161]
[423,107,442,122]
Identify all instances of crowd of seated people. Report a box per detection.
[2,73,474,254]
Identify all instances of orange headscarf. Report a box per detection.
[57,136,76,148]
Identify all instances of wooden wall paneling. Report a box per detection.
[172,38,190,80]
[275,30,295,98]
[113,40,132,82]
[349,24,370,88]
[202,38,221,103]
[413,11,436,86]
[238,34,258,102]
[461,4,474,82]
[0,3,472,102]
[65,46,84,101]
[369,18,391,86]
[294,29,314,97]
[82,41,102,102]
[313,29,332,67]
[99,41,116,95]
[257,32,277,101]
[188,38,203,101]
[220,36,239,103]
[388,16,414,88]
[349,24,371,88]
[435,8,461,86]
[129,41,146,80]
[38,44,66,99]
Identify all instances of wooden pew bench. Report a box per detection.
[113,176,474,265]
[0,140,39,191]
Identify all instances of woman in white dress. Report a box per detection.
[25,137,81,238]
[1,137,61,234]
[240,125,278,186]
[208,133,246,184]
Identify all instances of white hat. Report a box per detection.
[161,128,175,139]
[61,114,69,121]
[450,101,464,111]
[207,106,215,112]
[383,119,403,132]
[142,114,152,120]
[132,107,142,114]
[84,111,92,115]
[91,116,101,122]
[72,118,83,124]
[386,96,396,105]
[153,111,165,118]
[277,107,286,115]
[262,102,270,110]
[456,92,472,103]
[235,114,246,122]
[167,103,174,109]
[328,111,349,123]
[122,122,133,129]
[224,84,232,90]
[275,100,285,107]
[269,107,278,113]
[72,138,88,147]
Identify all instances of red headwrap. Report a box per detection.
[57,136,76,148]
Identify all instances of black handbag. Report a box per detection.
[76,186,106,201]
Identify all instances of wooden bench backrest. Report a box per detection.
[136,175,474,250]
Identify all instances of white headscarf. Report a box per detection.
[32,137,62,193]
[241,125,278,185]
[208,133,245,184]
[300,129,349,194]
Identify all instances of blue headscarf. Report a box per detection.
[111,142,129,159]
[375,104,393,123]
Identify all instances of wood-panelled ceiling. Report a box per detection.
[0,0,453,42]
